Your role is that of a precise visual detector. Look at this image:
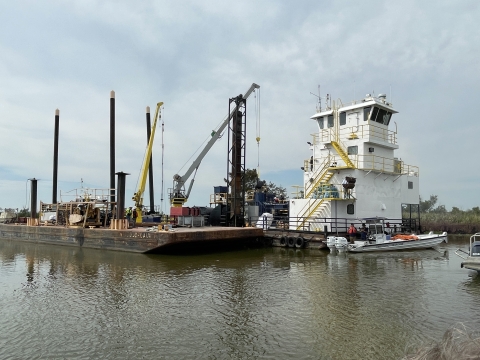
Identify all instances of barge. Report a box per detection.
[0,223,263,253]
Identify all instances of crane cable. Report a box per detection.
[255,88,261,178]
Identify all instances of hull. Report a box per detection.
[0,223,263,253]
[461,259,480,272]
[348,234,446,253]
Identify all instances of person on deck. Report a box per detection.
[126,207,132,224]
[360,224,368,241]
[132,208,138,228]
[347,223,357,244]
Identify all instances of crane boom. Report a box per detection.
[170,83,260,206]
[133,101,163,222]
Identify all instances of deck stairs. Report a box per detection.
[296,130,357,230]
[304,157,335,199]
[295,199,326,230]
[331,140,356,168]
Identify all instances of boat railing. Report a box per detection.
[260,214,404,234]
[356,155,419,176]
[455,248,469,260]
[340,124,397,145]
[60,188,116,203]
[315,124,398,146]
[455,232,480,259]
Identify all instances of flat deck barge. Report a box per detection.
[0,223,264,253]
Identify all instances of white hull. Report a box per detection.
[348,234,447,253]
[461,259,480,272]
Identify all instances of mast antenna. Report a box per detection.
[310,84,322,112]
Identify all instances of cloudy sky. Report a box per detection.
[1,0,479,213]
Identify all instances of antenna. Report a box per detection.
[310,84,322,112]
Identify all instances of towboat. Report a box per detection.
[347,217,447,253]
[455,233,480,272]
[287,91,422,236]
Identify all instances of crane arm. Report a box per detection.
[171,83,259,205]
[133,102,163,216]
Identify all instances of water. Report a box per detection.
[1,236,479,359]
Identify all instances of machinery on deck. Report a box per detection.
[168,84,260,217]
[132,101,164,223]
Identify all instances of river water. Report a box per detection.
[0,236,479,359]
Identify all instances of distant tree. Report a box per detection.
[17,207,30,217]
[264,181,288,200]
[244,168,260,191]
[451,207,463,215]
[431,204,447,214]
[470,207,480,216]
[419,195,438,213]
[243,168,288,200]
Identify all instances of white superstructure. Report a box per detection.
[289,93,419,232]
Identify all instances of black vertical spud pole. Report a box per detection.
[52,109,59,204]
[146,106,155,214]
[116,171,129,220]
[110,91,115,210]
[30,178,38,219]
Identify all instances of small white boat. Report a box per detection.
[347,217,447,253]
[455,233,480,272]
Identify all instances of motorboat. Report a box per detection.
[455,233,480,272]
[347,217,447,253]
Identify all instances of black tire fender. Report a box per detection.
[295,237,305,248]
[280,236,287,247]
[287,237,296,248]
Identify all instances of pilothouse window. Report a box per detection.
[340,112,346,125]
[370,106,392,125]
[327,115,334,128]
[363,107,371,121]
[318,117,324,129]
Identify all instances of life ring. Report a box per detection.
[295,237,305,248]
[279,236,287,247]
[287,237,296,247]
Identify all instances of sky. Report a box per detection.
[1,0,479,213]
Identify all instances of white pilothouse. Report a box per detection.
[289,92,420,232]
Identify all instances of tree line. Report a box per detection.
[420,195,480,234]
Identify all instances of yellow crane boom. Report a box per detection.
[132,101,163,223]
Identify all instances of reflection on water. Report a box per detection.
[0,237,479,359]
